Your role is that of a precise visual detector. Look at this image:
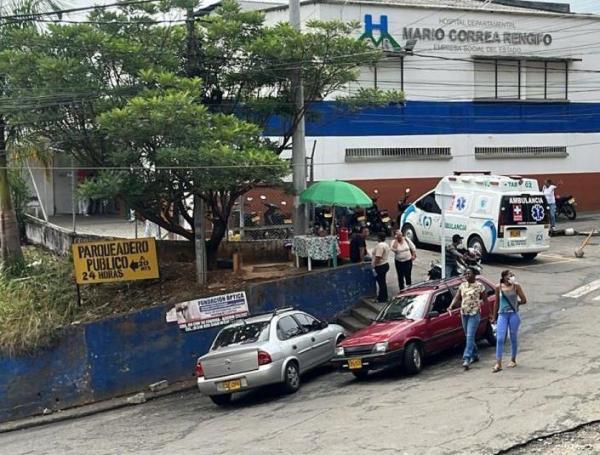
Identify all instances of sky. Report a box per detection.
[65,0,600,14]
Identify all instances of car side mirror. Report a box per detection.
[314,320,328,330]
[427,311,440,319]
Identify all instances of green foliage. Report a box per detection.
[93,71,289,247]
[200,2,383,149]
[0,0,385,257]
[0,248,77,355]
[337,87,405,111]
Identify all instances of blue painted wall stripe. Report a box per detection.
[264,101,600,136]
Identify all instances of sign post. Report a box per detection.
[72,237,160,285]
[435,180,454,280]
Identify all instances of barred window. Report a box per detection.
[473,58,569,101]
[345,147,451,162]
[474,146,568,159]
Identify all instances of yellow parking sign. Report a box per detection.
[72,238,159,284]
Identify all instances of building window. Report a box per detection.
[345,147,451,162]
[352,56,404,92]
[474,59,569,101]
[474,146,568,159]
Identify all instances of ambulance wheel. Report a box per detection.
[467,235,487,260]
[402,224,420,248]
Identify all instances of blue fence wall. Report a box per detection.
[0,264,374,423]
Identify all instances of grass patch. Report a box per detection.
[0,246,247,357]
[0,248,78,356]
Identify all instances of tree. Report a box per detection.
[197,0,396,153]
[0,0,63,271]
[85,71,288,261]
[0,0,401,263]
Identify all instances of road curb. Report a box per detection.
[0,380,196,434]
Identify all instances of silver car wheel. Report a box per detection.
[287,364,300,389]
[413,348,421,369]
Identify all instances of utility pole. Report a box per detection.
[185,6,207,286]
[289,0,308,235]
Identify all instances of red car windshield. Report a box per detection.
[378,294,430,321]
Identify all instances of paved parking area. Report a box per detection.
[4,217,600,455]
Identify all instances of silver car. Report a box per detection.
[196,308,346,405]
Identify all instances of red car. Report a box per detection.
[332,275,497,379]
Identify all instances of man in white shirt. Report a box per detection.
[542,179,557,229]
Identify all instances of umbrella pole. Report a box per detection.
[331,205,336,236]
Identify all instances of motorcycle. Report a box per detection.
[396,188,412,228]
[263,202,292,239]
[427,247,483,280]
[366,190,393,237]
[263,203,285,226]
[556,194,577,220]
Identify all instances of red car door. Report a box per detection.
[423,290,461,354]
[476,279,496,337]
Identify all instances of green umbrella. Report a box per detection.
[299,180,373,207]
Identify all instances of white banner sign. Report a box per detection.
[166,291,249,332]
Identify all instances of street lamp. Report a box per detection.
[435,180,454,279]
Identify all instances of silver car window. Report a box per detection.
[277,316,303,340]
[293,313,318,332]
[212,322,270,350]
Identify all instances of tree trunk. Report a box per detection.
[0,116,24,269]
[206,217,227,269]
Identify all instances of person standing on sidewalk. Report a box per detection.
[350,226,369,263]
[542,179,558,230]
[491,270,527,373]
[372,232,391,303]
[448,268,489,370]
[391,230,416,291]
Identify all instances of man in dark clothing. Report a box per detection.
[350,227,369,263]
[445,234,465,278]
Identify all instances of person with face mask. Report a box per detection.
[491,269,528,373]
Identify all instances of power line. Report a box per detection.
[0,0,162,21]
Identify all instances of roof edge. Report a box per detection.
[479,0,570,14]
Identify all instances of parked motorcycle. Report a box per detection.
[427,247,483,280]
[263,202,293,239]
[366,190,393,237]
[556,194,577,220]
[264,203,285,226]
[396,188,412,228]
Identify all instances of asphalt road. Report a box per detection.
[3,218,600,455]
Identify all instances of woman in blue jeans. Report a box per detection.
[492,270,528,373]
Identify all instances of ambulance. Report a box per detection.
[400,173,550,260]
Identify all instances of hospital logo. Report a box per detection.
[359,15,402,50]
[422,215,432,229]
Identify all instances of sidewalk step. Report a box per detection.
[360,298,386,315]
[351,306,378,325]
[337,315,365,333]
